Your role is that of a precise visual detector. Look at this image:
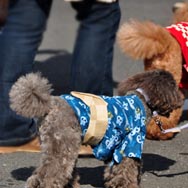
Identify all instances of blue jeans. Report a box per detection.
[0,0,48,146]
[0,0,120,146]
[70,0,121,96]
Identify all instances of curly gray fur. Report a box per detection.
[9,73,52,118]
[9,70,183,188]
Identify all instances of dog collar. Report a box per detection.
[136,88,149,102]
[136,88,167,132]
[151,110,188,134]
[152,111,166,133]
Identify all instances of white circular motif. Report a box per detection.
[80,116,88,126]
[128,153,136,157]
[136,135,143,144]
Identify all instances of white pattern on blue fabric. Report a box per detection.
[60,94,147,164]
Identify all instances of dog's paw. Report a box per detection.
[25,175,42,188]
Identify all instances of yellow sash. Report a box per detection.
[71,91,108,146]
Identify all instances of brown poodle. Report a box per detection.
[9,70,182,188]
[117,1,188,140]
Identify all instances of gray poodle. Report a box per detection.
[9,69,183,188]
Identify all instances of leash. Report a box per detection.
[136,88,188,134]
[153,111,188,134]
[162,123,188,133]
[136,88,165,132]
[152,111,166,132]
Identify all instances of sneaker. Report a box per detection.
[0,137,93,155]
[79,145,93,156]
[0,137,41,153]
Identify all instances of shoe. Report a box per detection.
[0,137,41,153]
[0,137,93,155]
[79,145,93,156]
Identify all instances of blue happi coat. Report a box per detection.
[60,94,147,164]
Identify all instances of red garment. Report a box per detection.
[166,22,188,89]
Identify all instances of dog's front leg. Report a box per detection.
[26,109,82,188]
[104,158,141,188]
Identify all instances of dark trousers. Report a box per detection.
[71,0,121,96]
[0,0,48,146]
[0,0,120,146]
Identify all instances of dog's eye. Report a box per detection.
[164,112,170,118]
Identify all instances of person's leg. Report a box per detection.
[0,0,50,146]
[70,0,121,96]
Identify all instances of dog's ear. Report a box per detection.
[117,78,138,96]
[141,70,184,116]
[117,70,183,116]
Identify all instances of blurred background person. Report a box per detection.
[0,0,120,149]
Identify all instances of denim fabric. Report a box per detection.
[0,0,48,146]
[0,0,120,146]
[70,0,121,96]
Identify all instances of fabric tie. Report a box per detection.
[71,91,108,145]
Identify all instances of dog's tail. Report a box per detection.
[9,73,52,118]
[117,20,171,60]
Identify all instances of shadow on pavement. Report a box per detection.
[149,170,188,178]
[180,110,188,121]
[77,166,105,187]
[11,167,35,181]
[10,153,183,186]
[34,49,72,95]
[34,49,119,97]
[142,153,176,172]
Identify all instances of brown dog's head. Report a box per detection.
[172,1,188,23]
[118,70,183,117]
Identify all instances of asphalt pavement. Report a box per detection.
[0,0,188,188]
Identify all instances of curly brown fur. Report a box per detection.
[9,70,183,188]
[26,98,82,188]
[9,72,52,118]
[117,3,188,140]
[104,158,141,188]
[172,1,188,23]
[145,108,183,140]
[118,20,173,60]
[117,20,182,85]
[118,70,184,140]
[118,70,183,116]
